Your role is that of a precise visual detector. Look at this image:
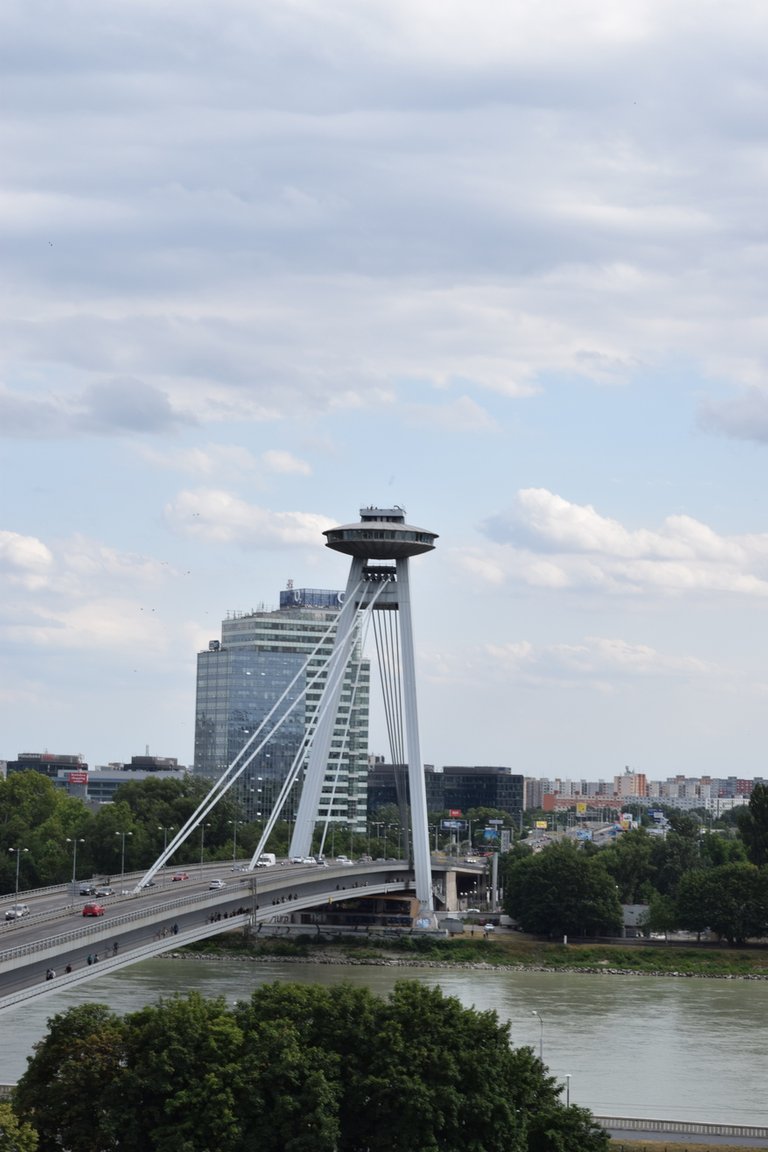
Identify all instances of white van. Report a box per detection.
[256,853,277,868]
[5,903,30,921]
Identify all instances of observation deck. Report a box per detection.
[324,506,438,560]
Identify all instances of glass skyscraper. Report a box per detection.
[194,587,370,832]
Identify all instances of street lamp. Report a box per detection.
[157,826,174,882]
[200,822,211,877]
[115,831,133,890]
[228,819,241,865]
[565,1073,571,1107]
[531,1010,544,1062]
[66,837,85,905]
[8,847,29,898]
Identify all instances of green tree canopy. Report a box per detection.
[678,862,768,945]
[504,840,623,938]
[15,983,610,1152]
[736,782,768,867]
[0,1101,38,1152]
[600,828,656,903]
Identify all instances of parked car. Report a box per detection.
[82,902,105,917]
[209,879,225,890]
[4,903,30,921]
[172,872,190,881]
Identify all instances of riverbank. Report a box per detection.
[176,930,768,980]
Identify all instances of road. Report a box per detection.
[0,859,413,1009]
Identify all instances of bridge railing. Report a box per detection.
[0,885,254,968]
[596,1115,768,1139]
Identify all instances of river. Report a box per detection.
[2,957,766,1126]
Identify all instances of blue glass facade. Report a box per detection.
[194,592,370,831]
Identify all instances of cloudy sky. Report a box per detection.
[3,0,768,782]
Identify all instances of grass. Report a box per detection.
[610,1144,759,1151]
[184,928,768,978]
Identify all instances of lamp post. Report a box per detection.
[531,1010,544,1062]
[200,822,211,877]
[66,837,84,905]
[565,1073,571,1107]
[228,819,241,866]
[157,826,174,882]
[9,847,29,898]
[115,831,133,890]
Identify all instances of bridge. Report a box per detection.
[0,857,489,1012]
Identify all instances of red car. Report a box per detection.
[172,872,190,881]
[82,902,105,917]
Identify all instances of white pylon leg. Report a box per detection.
[397,557,434,919]
[290,558,364,858]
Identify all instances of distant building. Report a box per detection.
[194,587,370,832]
[7,752,88,779]
[424,765,524,828]
[6,751,185,804]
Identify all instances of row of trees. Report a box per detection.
[0,771,510,895]
[504,786,768,944]
[12,982,609,1152]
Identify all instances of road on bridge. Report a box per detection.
[0,859,414,1010]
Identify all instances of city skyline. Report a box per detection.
[3,2,768,777]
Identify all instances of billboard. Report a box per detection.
[441,819,466,830]
[535,820,548,829]
[67,771,88,785]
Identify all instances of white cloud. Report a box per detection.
[474,489,768,597]
[0,531,53,589]
[3,599,167,653]
[163,489,334,547]
[262,449,312,475]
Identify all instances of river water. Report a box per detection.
[2,958,767,1127]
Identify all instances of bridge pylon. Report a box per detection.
[289,507,438,925]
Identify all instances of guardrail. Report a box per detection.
[0,884,253,968]
[596,1115,768,1139]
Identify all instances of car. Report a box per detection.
[79,884,97,896]
[465,908,481,914]
[335,856,354,866]
[95,887,113,897]
[209,879,225,890]
[172,872,190,881]
[139,880,156,889]
[82,902,105,917]
[4,903,30,921]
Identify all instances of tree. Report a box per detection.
[14,1003,124,1152]
[0,1102,38,1152]
[736,782,768,866]
[504,841,623,938]
[113,994,245,1152]
[688,862,768,945]
[600,828,656,903]
[643,892,678,939]
[15,983,610,1152]
[650,822,700,897]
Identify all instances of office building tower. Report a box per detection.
[194,586,370,831]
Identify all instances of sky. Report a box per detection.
[3,0,768,781]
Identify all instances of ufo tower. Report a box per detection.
[290,507,438,922]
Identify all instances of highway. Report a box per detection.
[0,859,414,1011]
